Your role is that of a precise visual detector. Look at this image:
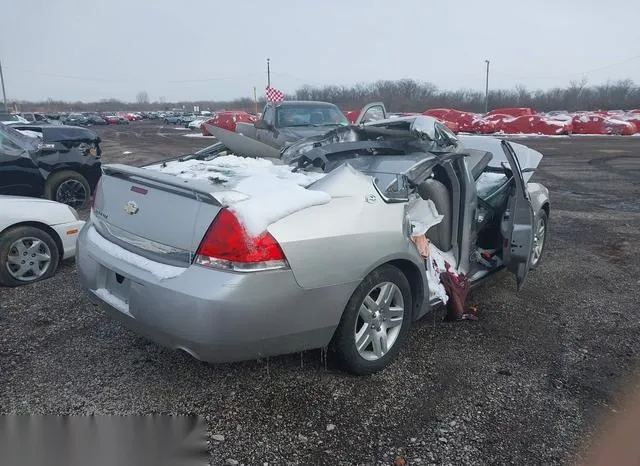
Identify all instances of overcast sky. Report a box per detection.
[2,0,639,102]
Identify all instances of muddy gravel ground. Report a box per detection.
[1,122,639,465]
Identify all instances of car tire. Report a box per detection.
[44,171,92,209]
[530,209,548,269]
[330,264,413,375]
[0,226,60,287]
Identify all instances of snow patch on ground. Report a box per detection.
[146,155,330,235]
[183,133,214,138]
[87,226,186,280]
[489,133,570,139]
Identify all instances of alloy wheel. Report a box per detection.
[56,179,88,208]
[354,282,405,361]
[531,215,546,267]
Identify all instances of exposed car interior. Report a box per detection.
[404,145,518,283]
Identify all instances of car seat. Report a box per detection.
[418,179,452,251]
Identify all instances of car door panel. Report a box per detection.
[499,140,535,290]
[0,144,44,197]
[256,105,276,146]
[355,102,387,125]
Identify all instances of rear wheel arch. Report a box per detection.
[387,259,424,321]
[0,221,64,260]
[357,257,425,322]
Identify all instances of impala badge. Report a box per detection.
[124,201,139,215]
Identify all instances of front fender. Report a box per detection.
[526,182,550,215]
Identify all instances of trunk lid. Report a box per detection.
[92,164,223,266]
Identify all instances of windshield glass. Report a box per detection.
[0,123,39,151]
[276,104,349,128]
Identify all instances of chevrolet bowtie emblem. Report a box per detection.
[124,201,139,215]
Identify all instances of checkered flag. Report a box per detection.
[265,86,285,104]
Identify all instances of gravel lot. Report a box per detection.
[1,122,639,465]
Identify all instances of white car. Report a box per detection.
[188,118,206,130]
[0,196,85,286]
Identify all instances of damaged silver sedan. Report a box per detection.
[76,116,549,374]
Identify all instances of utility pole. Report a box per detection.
[0,58,7,112]
[253,86,258,114]
[267,58,271,87]
[484,59,490,114]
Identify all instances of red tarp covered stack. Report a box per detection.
[201,111,257,136]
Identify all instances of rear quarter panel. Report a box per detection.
[267,166,427,291]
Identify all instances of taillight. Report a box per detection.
[195,209,288,272]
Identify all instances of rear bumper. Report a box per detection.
[76,224,356,363]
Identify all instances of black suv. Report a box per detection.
[0,123,102,208]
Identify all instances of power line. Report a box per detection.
[5,67,129,82]
[166,73,261,84]
[493,53,640,81]
[269,71,326,87]
[4,66,261,84]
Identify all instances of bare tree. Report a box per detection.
[136,91,149,105]
[12,79,640,114]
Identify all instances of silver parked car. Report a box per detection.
[76,116,549,374]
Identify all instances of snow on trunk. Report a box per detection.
[146,155,331,236]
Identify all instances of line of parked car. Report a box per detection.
[189,105,640,139]
[0,121,100,286]
[2,110,214,127]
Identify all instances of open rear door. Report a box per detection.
[499,140,535,290]
[355,102,387,125]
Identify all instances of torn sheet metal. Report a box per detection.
[406,196,449,304]
[406,197,444,236]
[202,124,282,160]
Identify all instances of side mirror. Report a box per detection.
[254,120,267,129]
